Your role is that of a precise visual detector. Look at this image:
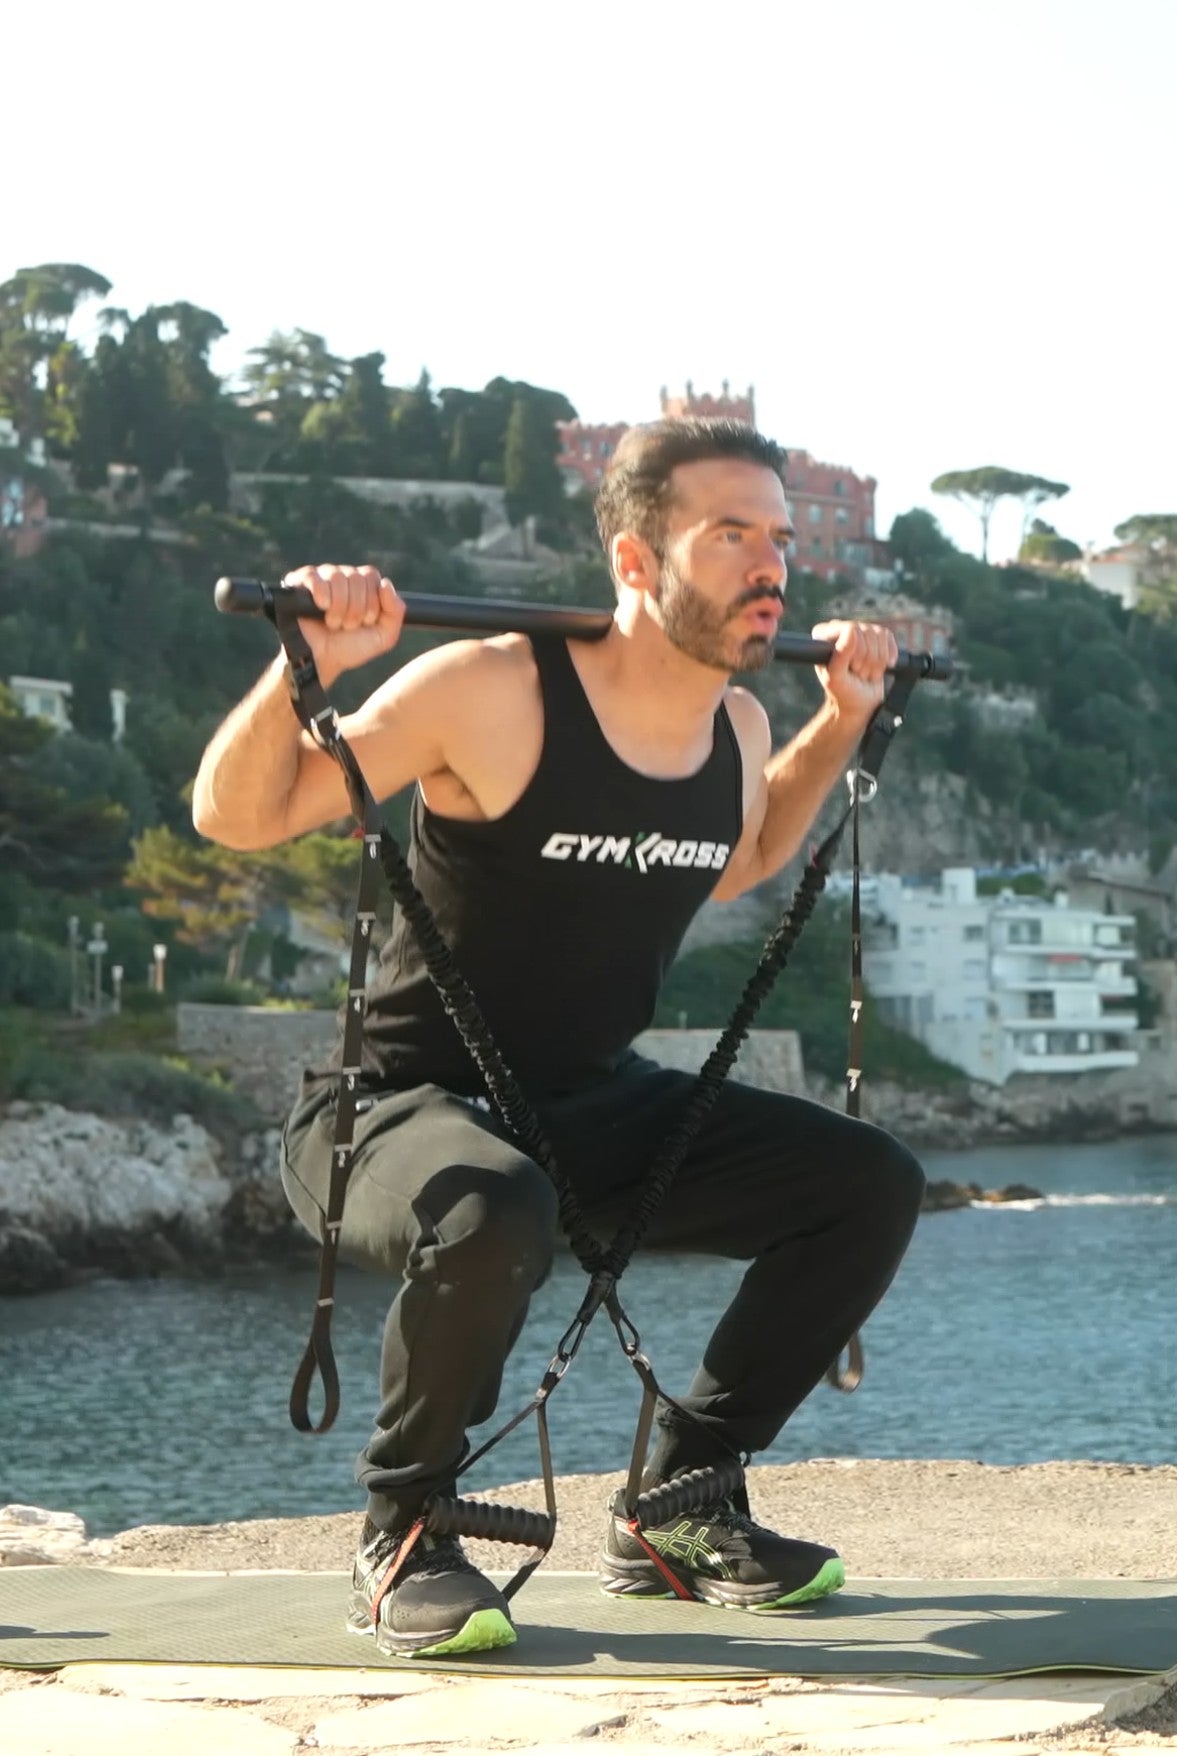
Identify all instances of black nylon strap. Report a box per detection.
[269,609,924,1431]
[824,668,919,1394]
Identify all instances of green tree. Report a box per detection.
[67,634,115,740]
[504,392,565,526]
[390,369,447,478]
[240,329,344,469]
[125,824,272,978]
[930,467,1068,562]
[0,263,111,440]
[1115,514,1177,620]
[72,332,130,488]
[0,684,128,903]
[1018,519,1082,568]
[888,508,956,587]
[155,302,231,508]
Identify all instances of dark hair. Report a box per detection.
[594,418,788,560]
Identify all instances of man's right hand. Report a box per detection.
[285,563,405,685]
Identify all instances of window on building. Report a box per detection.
[1007,921,1042,945]
[907,926,926,944]
[808,504,822,523]
[833,480,844,496]
[836,507,849,524]
[812,537,822,554]
[963,959,986,980]
[1028,992,1054,1018]
[963,924,985,942]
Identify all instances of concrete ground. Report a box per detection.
[2,1460,1176,1755]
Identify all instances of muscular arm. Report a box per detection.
[193,615,544,852]
[712,621,895,901]
[192,644,481,852]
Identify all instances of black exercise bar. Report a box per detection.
[214,577,952,681]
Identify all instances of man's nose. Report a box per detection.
[748,535,786,586]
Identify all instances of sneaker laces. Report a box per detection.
[693,1497,759,1537]
[365,1523,476,1580]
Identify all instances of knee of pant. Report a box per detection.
[432,1159,558,1284]
[859,1132,925,1231]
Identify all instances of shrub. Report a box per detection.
[0,932,73,1010]
[178,975,268,1006]
[1,1047,262,1138]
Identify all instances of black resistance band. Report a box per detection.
[217,579,948,1597]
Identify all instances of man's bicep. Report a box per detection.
[276,664,451,840]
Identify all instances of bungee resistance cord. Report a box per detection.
[216,577,949,1601]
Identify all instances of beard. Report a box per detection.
[654,561,781,674]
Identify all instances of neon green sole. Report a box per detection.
[404,1607,517,1659]
[747,1556,846,1610]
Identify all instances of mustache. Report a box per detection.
[728,586,786,619]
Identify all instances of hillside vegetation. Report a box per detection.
[2,261,1174,1092]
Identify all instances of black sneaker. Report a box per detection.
[347,1517,516,1658]
[600,1494,845,1611]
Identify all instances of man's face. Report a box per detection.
[653,459,793,674]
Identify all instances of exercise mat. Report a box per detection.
[2,1570,1175,1679]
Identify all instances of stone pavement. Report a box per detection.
[2,1583,1175,1756]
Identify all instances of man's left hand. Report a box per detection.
[810,620,898,720]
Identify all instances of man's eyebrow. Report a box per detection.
[710,515,796,537]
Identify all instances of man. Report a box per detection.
[192,418,924,1661]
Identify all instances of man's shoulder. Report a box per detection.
[370,630,536,709]
[722,683,771,736]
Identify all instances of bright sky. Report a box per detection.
[8,0,1174,562]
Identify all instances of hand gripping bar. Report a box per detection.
[611,1457,747,1527]
[214,576,953,681]
[423,1494,556,1549]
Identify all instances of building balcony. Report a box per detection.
[1001,1013,1139,1035]
[1007,1048,1138,1075]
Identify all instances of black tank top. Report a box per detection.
[333,635,743,1097]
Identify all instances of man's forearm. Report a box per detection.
[755,701,871,880]
[191,657,305,849]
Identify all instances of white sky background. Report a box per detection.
[6,0,1174,562]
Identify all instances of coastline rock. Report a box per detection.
[0,1224,73,1294]
[922,1179,1045,1212]
[0,1503,111,1566]
[0,1104,301,1294]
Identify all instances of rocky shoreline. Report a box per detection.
[0,1079,1173,1296]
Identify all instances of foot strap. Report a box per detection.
[369,1516,425,1623]
[612,1458,748,1601]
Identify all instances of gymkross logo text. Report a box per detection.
[540,832,730,874]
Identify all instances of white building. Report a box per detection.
[7,676,129,741]
[1082,544,1142,610]
[864,867,1138,1084]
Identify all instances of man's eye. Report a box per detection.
[722,529,743,543]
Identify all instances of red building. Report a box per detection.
[554,418,630,493]
[783,448,879,585]
[555,386,882,586]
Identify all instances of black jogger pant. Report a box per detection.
[280,1054,925,1533]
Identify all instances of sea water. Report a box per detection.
[1,1134,1174,1537]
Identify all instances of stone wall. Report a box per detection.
[177,1004,336,1120]
[176,1004,806,1121]
[175,1003,1177,1148]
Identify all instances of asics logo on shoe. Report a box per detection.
[642,1519,727,1572]
[540,832,730,874]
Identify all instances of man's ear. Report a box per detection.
[611,531,659,594]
